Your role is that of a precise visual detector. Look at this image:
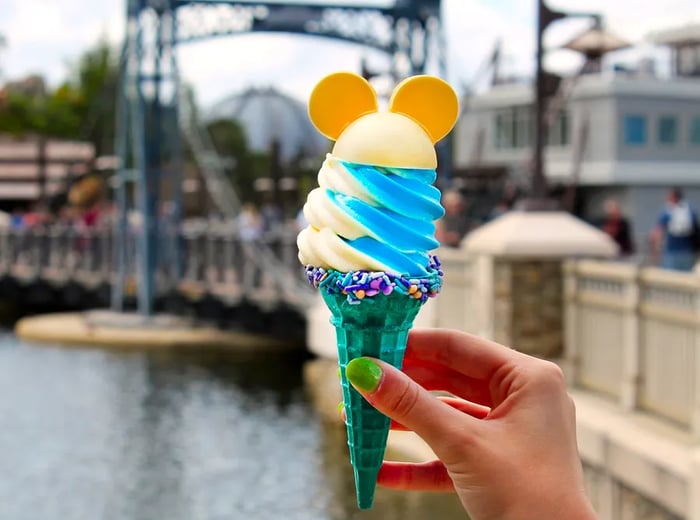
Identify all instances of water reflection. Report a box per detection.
[0,332,465,519]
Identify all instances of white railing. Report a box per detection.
[432,247,476,331]
[565,260,700,434]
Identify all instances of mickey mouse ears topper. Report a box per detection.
[308,72,459,169]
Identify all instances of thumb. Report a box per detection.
[345,357,477,455]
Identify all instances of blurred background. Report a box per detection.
[0,1,699,519]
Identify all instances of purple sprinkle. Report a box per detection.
[301,256,442,302]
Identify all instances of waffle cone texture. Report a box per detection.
[321,290,424,509]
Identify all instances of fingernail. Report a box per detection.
[346,357,382,393]
[337,401,344,413]
[336,367,341,379]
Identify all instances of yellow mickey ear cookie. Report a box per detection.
[308,72,379,141]
[388,75,459,143]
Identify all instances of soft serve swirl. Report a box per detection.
[297,154,444,276]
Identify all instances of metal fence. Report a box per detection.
[0,220,311,310]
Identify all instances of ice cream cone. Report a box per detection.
[298,71,457,509]
[318,272,434,509]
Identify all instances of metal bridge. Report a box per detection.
[0,220,308,339]
[114,0,446,318]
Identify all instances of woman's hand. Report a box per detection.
[344,329,597,520]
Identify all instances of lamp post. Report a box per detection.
[526,1,601,210]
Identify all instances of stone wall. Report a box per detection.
[493,259,563,357]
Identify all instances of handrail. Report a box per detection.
[0,223,311,310]
[178,89,313,302]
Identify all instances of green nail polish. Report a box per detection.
[337,401,344,412]
[346,358,382,393]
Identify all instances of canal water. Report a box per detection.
[0,331,466,520]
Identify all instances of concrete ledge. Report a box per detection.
[14,311,296,352]
[573,389,700,518]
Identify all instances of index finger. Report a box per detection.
[406,328,519,380]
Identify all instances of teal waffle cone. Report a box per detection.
[322,290,424,509]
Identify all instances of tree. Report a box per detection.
[0,91,36,134]
[0,38,118,152]
[67,38,119,155]
[206,118,270,204]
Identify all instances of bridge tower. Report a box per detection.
[114,0,447,317]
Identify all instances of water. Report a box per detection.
[0,332,465,520]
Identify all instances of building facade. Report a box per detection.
[453,24,700,255]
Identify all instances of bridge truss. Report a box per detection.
[115,0,446,316]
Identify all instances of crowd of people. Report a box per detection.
[4,184,700,273]
[0,202,105,234]
[435,185,700,272]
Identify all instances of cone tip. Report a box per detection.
[355,467,379,509]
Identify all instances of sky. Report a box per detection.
[1,0,699,108]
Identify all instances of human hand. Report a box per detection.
[344,329,596,520]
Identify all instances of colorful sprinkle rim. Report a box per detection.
[304,256,443,305]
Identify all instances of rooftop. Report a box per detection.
[205,87,330,164]
[650,23,700,46]
[466,73,700,110]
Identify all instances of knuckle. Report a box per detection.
[436,426,480,466]
[532,360,567,390]
[387,379,421,419]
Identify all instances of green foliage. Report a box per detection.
[206,118,271,204]
[70,39,118,154]
[0,91,37,135]
[0,36,305,210]
[0,38,117,153]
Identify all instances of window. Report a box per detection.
[678,45,700,77]
[658,116,679,145]
[547,111,570,147]
[494,112,513,149]
[690,117,700,146]
[494,106,534,150]
[514,106,533,148]
[494,106,568,149]
[623,115,647,146]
